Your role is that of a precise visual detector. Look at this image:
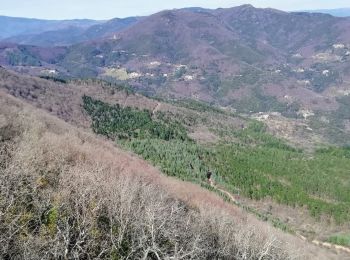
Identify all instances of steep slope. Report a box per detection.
[0,88,345,259]
[0,67,245,137]
[2,67,350,256]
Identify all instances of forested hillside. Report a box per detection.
[1,92,314,259]
[2,5,350,147]
[83,96,350,227]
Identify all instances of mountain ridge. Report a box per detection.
[1,5,350,145]
[0,16,142,46]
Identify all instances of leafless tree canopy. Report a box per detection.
[0,96,293,259]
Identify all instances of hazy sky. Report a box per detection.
[0,0,349,20]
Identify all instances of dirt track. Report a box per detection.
[209,178,350,257]
[152,102,161,115]
[209,179,237,203]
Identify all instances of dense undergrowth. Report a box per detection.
[0,97,293,259]
[83,96,350,224]
[83,95,188,141]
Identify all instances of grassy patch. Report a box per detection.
[328,234,350,247]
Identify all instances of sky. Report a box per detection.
[0,0,349,20]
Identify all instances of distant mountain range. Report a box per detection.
[1,6,349,46]
[0,16,103,39]
[1,5,350,144]
[0,16,142,46]
[302,8,350,17]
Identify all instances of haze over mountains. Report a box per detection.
[0,16,103,39]
[0,16,141,46]
[0,6,349,44]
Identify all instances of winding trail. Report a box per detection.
[152,102,161,116]
[209,179,237,203]
[208,179,350,256]
[122,96,129,108]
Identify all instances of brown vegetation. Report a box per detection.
[0,67,245,143]
[0,92,343,259]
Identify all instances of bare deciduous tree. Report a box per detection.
[0,98,295,259]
